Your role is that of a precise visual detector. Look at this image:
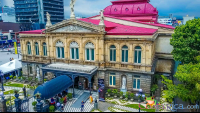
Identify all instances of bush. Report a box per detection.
[59,98,64,104]
[112,89,118,95]
[49,105,55,112]
[22,77,26,80]
[151,84,158,95]
[107,89,111,94]
[32,101,37,106]
[125,92,129,99]
[68,93,72,99]
[28,77,32,82]
[130,93,134,98]
[9,75,13,79]
[13,76,16,79]
[120,91,123,97]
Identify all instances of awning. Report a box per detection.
[34,75,73,100]
[0,59,22,74]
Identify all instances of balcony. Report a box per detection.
[15,5,38,9]
[44,10,64,13]
[16,14,38,17]
[43,6,63,10]
[44,0,63,3]
[14,1,37,5]
[15,9,38,13]
[43,1,63,6]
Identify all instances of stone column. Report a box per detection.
[0,98,7,112]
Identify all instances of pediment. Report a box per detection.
[44,19,105,33]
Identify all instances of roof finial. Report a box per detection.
[46,12,52,29]
[70,0,77,19]
[99,10,105,26]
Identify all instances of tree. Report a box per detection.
[170,18,200,64]
[161,62,200,107]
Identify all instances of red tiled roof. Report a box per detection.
[19,29,45,34]
[79,18,158,35]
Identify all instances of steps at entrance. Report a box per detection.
[71,92,90,108]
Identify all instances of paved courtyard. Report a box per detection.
[0,49,21,65]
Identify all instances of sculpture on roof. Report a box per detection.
[70,0,77,19]
[99,10,105,26]
[46,12,52,29]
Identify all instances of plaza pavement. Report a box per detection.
[0,50,21,65]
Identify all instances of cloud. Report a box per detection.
[1,0,200,18]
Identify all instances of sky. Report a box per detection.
[1,0,200,19]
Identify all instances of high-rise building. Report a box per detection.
[1,6,15,16]
[14,0,64,30]
[183,15,194,25]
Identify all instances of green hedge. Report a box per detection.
[124,104,155,112]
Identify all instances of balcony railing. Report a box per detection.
[15,5,38,9]
[43,1,63,6]
[44,10,64,13]
[15,9,38,12]
[14,1,37,5]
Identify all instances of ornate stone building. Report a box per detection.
[19,0,175,94]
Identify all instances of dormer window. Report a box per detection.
[137,7,140,11]
[114,8,117,12]
[125,8,129,11]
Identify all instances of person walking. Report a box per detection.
[10,58,12,61]
[81,100,85,112]
[12,58,14,60]
[90,95,93,104]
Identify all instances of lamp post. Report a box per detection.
[0,70,5,91]
[136,89,145,112]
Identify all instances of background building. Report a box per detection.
[158,14,173,26]
[183,15,194,25]
[14,0,64,31]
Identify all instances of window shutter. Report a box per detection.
[91,49,94,60]
[137,79,140,89]
[133,79,136,89]
[125,50,128,62]
[86,49,90,60]
[71,48,74,59]
[110,49,112,61]
[134,50,137,63]
[138,51,141,63]
[109,76,112,85]
[76,48,79,59]
[122,50,124,62]
[62,47,65,58]
[114,50,116,61]
[57,47,60,58]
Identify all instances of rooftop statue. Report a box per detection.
[99,10,105,26]
[46,12,52,28]
[70,0,77,19]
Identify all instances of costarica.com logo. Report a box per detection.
[139,97,199,111]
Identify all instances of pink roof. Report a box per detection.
[19,29,45,34]
[88,15,174,29]
[79,18,157,35]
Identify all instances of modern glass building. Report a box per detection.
[14,0,64,30]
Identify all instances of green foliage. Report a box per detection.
[153,74,161,84]
[4,90,14,95]
[151,84,158,95]
[4,83,24,87]
[13,89,19,94]
[161,63,200,104]
[120,91,123,97]
[34,93,41,99]
[35,78,38,82]
[125,104,155,112]
[22,77,26,80]
[107,89,111,94]
[18,77,21,79]
[67,93,72,99]
[28,77,32,82]
[112,89,118,95]
[130,93,134,98]
[49,105,55,112]
[13,76,16,79]
[9,75,13,79]
[59,98,64,104]
[32,101,37,106]
[125,92,129,99]
[170,18,200,64]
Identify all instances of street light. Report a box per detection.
[0,70,5,91]
[136,89,145,112]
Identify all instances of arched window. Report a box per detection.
[85,42,95,61]
[35,42,39,55]
[56,41,64,59]
[122,45,128,62]
[70,41,79,60]
[27,42,31,55]
[134,46,142,64]
[110,45,116,62]
[43,42,47,56]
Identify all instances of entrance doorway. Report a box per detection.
[74,76,79,89]
[84,79,88,90]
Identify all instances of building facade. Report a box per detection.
[19,0,175,94]
[14,0,64,31]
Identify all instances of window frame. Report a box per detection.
[110,45,116,62]
[121,45,128,63]
[134,46,142,64]
[70,42,79,60]
[85,42,95,61]
[109,73,116,86]
[35,42,39,56]
[56,41,65,59]
[27,42,31,55]
[133,76,141,90]
[43,43,47,56]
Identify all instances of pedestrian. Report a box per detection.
[89,95,93,104]
[10,58,12,61]
[81,100,85,112]
[61,104,64,111]
[12,58,14,60]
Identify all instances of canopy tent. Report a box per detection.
[34,75,73,100]
[0,59,22,75]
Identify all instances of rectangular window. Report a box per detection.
[114,50,116,61]
[134,51,137,63]
[109,73,116,86]
[138,51,141,63]
[28,45,30,54]
[71,48,74,59]
[62,47,64,58]
[91,49,94,61]
[110,49,112,61]
[57,47,60,58]
[76,48,79,59]
[133,76,140,89]
[125,50,128,62]
[86,49,90,60]
[122,50,125,62]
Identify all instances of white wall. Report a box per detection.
[155,36,173,54]
[183,16,194,25]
